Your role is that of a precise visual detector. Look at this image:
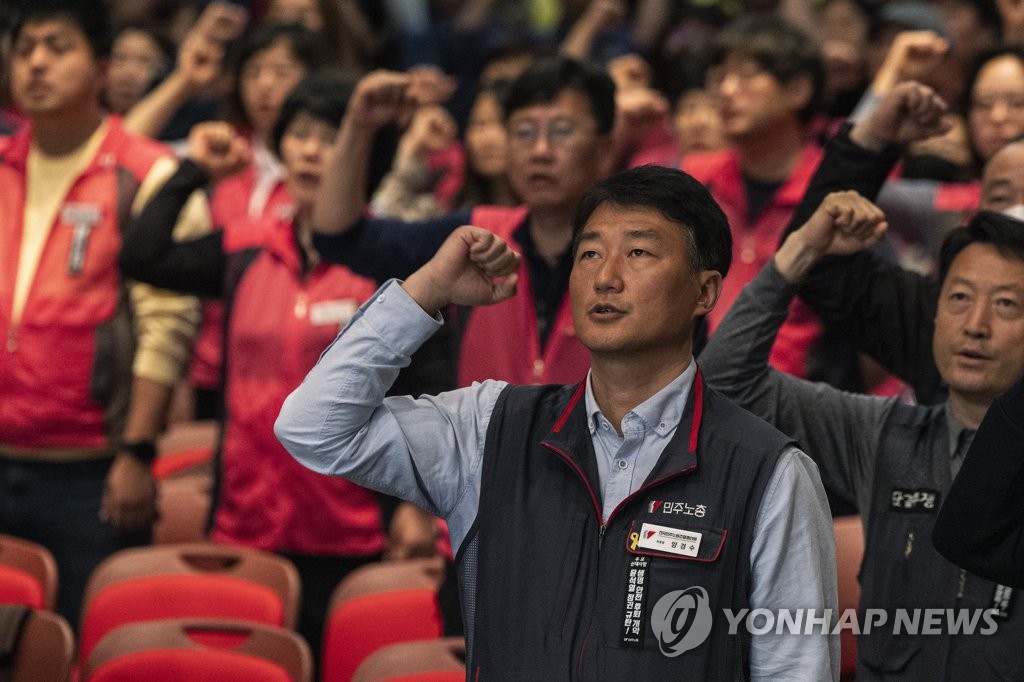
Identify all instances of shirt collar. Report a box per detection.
[585,360,697,437]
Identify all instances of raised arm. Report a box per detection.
[781,81,951,402]
[701,192,896,510]
[275,225,520,551]
[311,70,412,235]
[120,122,251,297]
[122,2,245,139]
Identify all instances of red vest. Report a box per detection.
[684,145,823,377]
[214,214,385,555]
[190,164,292,390]
[458,206,591,387]
[0,118,167,448]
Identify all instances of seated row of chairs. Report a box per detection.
[0,536,464,681]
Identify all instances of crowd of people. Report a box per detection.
[2,0,1024,679]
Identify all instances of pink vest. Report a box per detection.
[458,206,591,387]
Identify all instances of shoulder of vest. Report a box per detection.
[223,217,273,253]
[681,148,734,180]
[0,126,30,167]
[469,205,529,236]
[103,119,172,179]
[491,382,580,422]
[700,384,795,454]
[883,400,946,429]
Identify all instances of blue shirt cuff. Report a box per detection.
[358,279,444,357]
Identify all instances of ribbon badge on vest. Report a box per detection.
[61,203,102,275]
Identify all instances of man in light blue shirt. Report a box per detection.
[276,165,838,679]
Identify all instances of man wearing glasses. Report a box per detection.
[308,57,615,388]
[682,15,827,379]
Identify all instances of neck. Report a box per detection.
[528,207,575,265]
[491,176,517,207]
[947,392,990,430]
[31,108,105,156]
[734,121,804,182]
[589,349,692,433]
[293,211,320,273]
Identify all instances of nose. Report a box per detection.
[527,130,554,156]
[714,73,741,98]
[963,300,992,338]
[300,135,324,158]
[990,100,1010,123]
[593,254,623,292]
[26,43,49,70]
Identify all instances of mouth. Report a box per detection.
[956,349,991,362]
[588,303,627,317]
[525,172,556,185]
[22,81,50,98]
[292,171,321,186]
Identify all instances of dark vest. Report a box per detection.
[857,402,1023,681]
[459,371,793,680]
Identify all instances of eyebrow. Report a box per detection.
[947,276,1024,293]
[624,229,663,240]
[576,228,665,244]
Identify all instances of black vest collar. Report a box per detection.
[540,368,706,524]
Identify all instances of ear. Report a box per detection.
[693,270,723,317]
[783,74,813,115]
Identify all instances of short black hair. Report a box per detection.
[13,0,113,58]
[226,22,328,128]
[938,210,1024,284]
[270,71,355,157]
[503,56,616,135]
[710,14,825,124]
[571,165,733,278]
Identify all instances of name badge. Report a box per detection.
[309,299,358,326]
[61,203,102,275]
[634,522,702,557]
[889,488,941,513]
[992,584,1015,620]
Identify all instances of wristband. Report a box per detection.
[120,440,158,464]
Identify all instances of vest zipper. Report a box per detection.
[544,440,700,679]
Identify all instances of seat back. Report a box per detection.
[0,534,58,610]
[834,515,864,679]
[3,606,75,682]
[329,557,445,606]
[352,637,465,682]
[79,544,300,665]
[322,588,444,682]
[83,618,311,682]
[152,446,214,481]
